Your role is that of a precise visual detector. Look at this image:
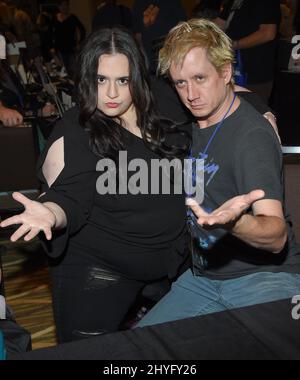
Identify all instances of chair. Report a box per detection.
[0,125,40,239]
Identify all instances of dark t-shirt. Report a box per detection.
[92,4,132,31]
[220,0,281,84]
[38,107,190,282]
[132,0,186,71]
[189,97,300,280]
[54,15,86,52]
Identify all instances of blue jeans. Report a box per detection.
[137,269,300,327]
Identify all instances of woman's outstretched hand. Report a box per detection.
[0,192,56,242]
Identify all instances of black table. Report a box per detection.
[8,299,300,360]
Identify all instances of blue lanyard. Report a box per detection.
[202,93,237,155]
[186,94,237,199]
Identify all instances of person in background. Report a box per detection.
[192,0,224,20]
[3,0,41,60]
[280,0,298,38]
[92,0,132,31]
[0,101,24,127]
[0,33,55,127]
[53,0,86,78]
[36,11,55,64]
[215,0,281,104]
[0,1,17,43]
[132,0,186,73]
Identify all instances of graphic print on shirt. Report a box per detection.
[187,150,226,266]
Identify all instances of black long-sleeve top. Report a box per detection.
[38,107,190,282]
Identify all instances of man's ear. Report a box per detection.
[222,63,233,85]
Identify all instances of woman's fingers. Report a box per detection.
[24,228,41,242]
[12,192,32,207]
[24,226,52,242]
[10,225,31,242]
[43,227,52,241]
[0,215,24,228]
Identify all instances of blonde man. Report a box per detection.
[138,19,300,327]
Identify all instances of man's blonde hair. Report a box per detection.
[159,19,234,80]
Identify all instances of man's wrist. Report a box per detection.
[231,212,249,235]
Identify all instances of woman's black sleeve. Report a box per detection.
[36,109,97,257]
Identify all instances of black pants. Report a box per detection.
[50,264,150,343]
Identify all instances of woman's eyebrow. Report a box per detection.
[97,74,130,79]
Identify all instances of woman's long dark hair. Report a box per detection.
[77,27,190,161]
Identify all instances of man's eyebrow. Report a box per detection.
[173,78,186,83]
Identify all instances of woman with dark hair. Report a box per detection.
[0,28,191,343]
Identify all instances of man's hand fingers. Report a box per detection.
[242,190,265,206]
[198,215,226,227]
[186,199,209,219]
[186,198,199,207]
[198,210,236,227]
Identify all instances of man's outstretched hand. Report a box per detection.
[186,190,265,229]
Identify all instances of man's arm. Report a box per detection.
[233,24,277,50]
[187,193,287,254]
[232,199,287,253]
